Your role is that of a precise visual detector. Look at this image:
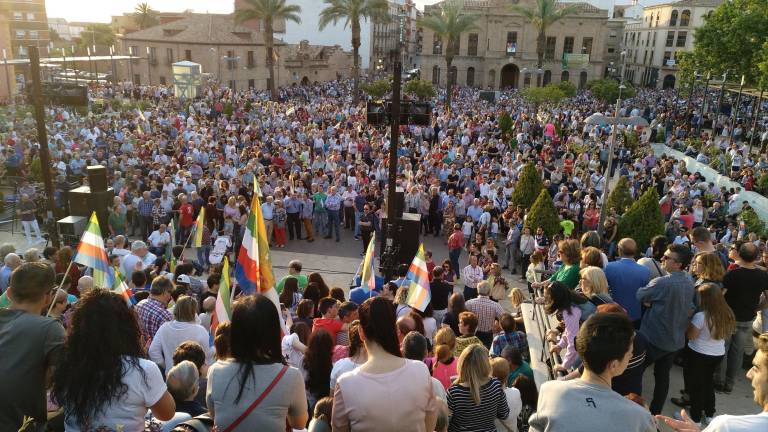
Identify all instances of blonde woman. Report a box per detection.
[576,266,614,321]
[447,344,510,431]
[394,285,412,318]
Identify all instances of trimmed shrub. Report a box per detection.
[617,188,665,252]
[511,163,544,209]
[525,189,561,237]
[606,176,633,216]
[741,208,765,236]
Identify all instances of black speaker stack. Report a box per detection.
[380,212,421,270]
[68,165,113,231]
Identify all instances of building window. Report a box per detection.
[247,51,255,68]
[676,31,687,47]
[582,37,593,56]
[652,32,657,47]
[563,36,574,55]
[13,12,22,20]
[607,47,615,53]
[248,79,255,88]
[680,10,691,26]
[29,30,38,39]
[663,51,672,65]
[666,31,675,47]
[185,50,192,61]
[545,36,556,60]
[226,50,235,70]
[148,47,157,64]
[134,74,141,85]
[229,80,235,90]
[432,65,440,85]
[467,33,478,56]
[432,33,442,55]
[506,32,517,55]
[27,12,35,20]
[670,10,678,26]
[18,46,27,57]
[159,76,166,85]
[15,30,25,39]
[643,51,648,64]
[466,67,475,87]
[449,35,460,56]
[543,70,551,85]
[166,48,173,64]
[656,14,660,27]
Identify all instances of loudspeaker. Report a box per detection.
[86,165,108,192]
[367,101,386,125]
[57,215,88,237]
[410,102,432,126]
[68,186,115,229]
[394,187,405,218]
[479,91,498,103]
[387,100,410,124]
[380,214,421,268]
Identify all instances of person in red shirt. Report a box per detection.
[447,224,465,280]
[178,194,195,244]
[312,297,348,341]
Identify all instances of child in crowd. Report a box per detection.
[430,327,458,390]
[454,311,483,357]
[462,216,474,249]
[491,313,529,358]
[526,250,546,294]
[490,357,523,432]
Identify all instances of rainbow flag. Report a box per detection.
[73,212,113,289]
[405,244,431,312]
[192,208,205,248]
[359,232,376,293]
[112,269,135,306]
[166,219,177,273]
[235,179,283,330]
[211,258,232,334]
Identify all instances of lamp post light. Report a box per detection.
[109,45,117,85]
[2,49,10,101]
[715,71,728,127]
[536,68,543,87]
[748,86,764,155]
[222,55,240,91]
[92,44,98,81]
[728,75,746,147]
[71,45,78,87]
[146,46,152,86]
[698,71,711,136]
[685,70,701,128]
[596,82,628,237]
[86,46,92,84]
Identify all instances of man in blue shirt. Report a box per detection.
[636,243,694,415]
[0,253,21,294]
[324,186,342,242]
[261,196,275,246]
[284,191,303,241]
[604,238,651,328]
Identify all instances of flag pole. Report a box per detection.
[46,260,74,316]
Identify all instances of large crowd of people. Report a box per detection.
[0,78,767,432]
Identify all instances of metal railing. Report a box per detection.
[521,278,566,388]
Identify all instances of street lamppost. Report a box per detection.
[521,67,529,88]
[727,74,746,147]
[146,46,152,86]
[86,46,93,84]
[698,71,711,136]
[715,71,728,129]
[92,44,98,81]
[748,85,764,155]
[2,49,11,101]
[109,45,117,85]
[222,55,240,91]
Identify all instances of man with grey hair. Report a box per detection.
[0,253,22,294]
[166,360,206,417]
[120,241,157,281]
[466,280,505,349]
[17,194,44,245]
[276,259,308,294]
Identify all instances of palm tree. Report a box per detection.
[510,0,577,84]
[418,0,478,110]
[133,2,158,30]
[235,0,302,101]
[319,0,390,104]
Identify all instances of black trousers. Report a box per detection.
[287,212,302,240]
[684,346,723,422]
[344,206,355,229]
[361,230,372,254]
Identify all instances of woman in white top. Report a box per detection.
[149,296,211,375]
[52,290,175,431]
[683,283,736,425]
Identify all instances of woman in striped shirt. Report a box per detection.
[447,344,510,432]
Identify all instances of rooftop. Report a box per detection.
[121,13,282,46]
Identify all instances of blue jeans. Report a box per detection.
[354,210,362,237]
[197,245,211,269]
[313,211,327,236]
[449,248,462,279]
[326,210,341,240]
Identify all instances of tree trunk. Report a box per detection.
[537,29,545,87]
[352,20,361,105]
[265,20,277,101]
[445,55,453,111]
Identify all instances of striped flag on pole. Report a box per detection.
[359,232,376,293]
[112,270,135,306]
[235,179,283,330]
[192,208,205,248]
[211,258,232,334]
[166,218,176,273]
[405,244,431,312]
[73,212,113,289]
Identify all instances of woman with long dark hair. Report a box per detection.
[303,329,334,412]
[442,293,467,336]
[207,294,309,429]
[51,290,175,430]
[332,297,437,431]
[303,282,322,317]
[544,281,584,373]
[308,272,331,299]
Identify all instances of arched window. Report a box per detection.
[450,66,458,85]
[561,70,570,82]
[680,10,691,26]
[432,65,440,85]
[579,71,588,89]
[488,69,496,89]
[466,67,475,87]
[670,10,678,26]
[543,70,552,85]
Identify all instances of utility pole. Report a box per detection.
[727,75,745,147]
[716,71,728,133]
[29,46,60,248]
[381,60,402,282]
[698,72,711,136]
[748,87,764,155]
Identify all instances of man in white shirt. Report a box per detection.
[147,224,172,256]
[657,332,768,431]
[461,255,483,301]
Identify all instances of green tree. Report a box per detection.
[418,0,479,110]
[404,79,436,100]
[235,0,302,101]
[510,0,577,74]
[693,0,768,85]
[606,176,633,216]
[498,111,513,138]
[555,80,576,97]
[319,0,390,105]
[361,79,391,98]
[741,208,765,236]
[133,2,159,30]
[525,189,560,237]
[511,163,544,209]
[617,188,664,253]
[77,23,116,51]
[521,84,566,110]
[49,28,62,43]
[586,78,635,104]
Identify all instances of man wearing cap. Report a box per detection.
[121,241,157,282]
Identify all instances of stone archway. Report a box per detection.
[301,76,310,86]
[488,69,496,89]
[662,74,676,89]
[500,64,519,89]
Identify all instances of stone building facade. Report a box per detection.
[419,0,617,90]
[283,40,355,85]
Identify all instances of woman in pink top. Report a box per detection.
[332,297,438,432]
[430,327,458,390]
